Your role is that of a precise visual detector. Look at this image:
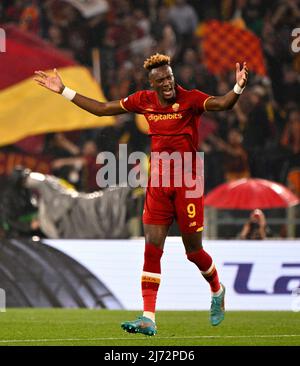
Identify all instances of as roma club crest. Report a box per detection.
[172,103,180,112]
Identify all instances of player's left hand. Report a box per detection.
[34,68,64,94]
[236,62,249,88]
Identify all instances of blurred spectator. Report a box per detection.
[47,24,66,48]
[150,5,172,42]
[168,0,198,50]
[287,168,300,198]
[209,129,250,182]
[272,0,300,28]
[133,8,151,35]
[3,0,24,23]
[280,110,300,172]
[176,64,197,89]
[157,24,177,58]
[239,85,273,151]
[45,132,81,158]
[239,209,272,239]
[51,140,99,192]
[19,0,40,33]
[281,66,300,108]
[235,86,274,178]
[241,0,266,36]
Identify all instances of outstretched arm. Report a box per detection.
[34,69,126,116]
[205,62,249,111]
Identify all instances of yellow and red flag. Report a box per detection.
[202,20,267,76]
[0,25,114,147]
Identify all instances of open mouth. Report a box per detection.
[162,88,174,98]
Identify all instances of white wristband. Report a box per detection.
[233,83,245,95]
[61,86,76,101]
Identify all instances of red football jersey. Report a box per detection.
[120,84,211,154]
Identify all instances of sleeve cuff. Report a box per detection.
[203,96,214,112]
[120,99,129,112]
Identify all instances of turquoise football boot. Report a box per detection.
[121,316,157,336]
[210,283,226,326]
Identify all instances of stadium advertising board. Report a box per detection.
[45,239,300,311]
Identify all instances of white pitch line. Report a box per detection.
[0,335,299,343]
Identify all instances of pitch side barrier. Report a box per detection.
[0,238,123,309]
[44,238,300,311]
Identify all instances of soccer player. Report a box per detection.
[34,53,248,336]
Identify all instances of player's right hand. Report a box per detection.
[34,68,64,94]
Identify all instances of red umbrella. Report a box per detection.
[205,178,300,209]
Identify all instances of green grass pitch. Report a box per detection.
[0,309,299,346]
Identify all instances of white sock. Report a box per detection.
[212,285,223,297]
[143,311,155,322]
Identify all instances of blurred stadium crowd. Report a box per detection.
[0,0,299,238]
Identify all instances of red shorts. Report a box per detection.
[142,185,204,233]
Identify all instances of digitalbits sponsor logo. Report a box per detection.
[0,288,6,312]
[0,28,6,52]
[291,28,300,53]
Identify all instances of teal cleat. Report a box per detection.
[121,316,157,336]
[210,283,226,326]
